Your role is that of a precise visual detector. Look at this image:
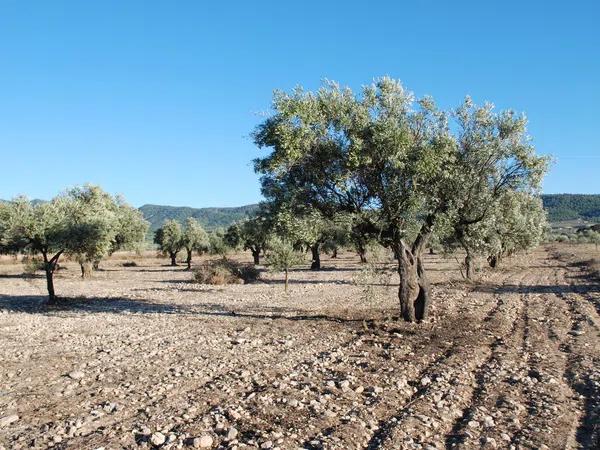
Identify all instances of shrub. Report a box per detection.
[193,259,259,285]
[122,261,138,267]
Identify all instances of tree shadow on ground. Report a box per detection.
[472,283,599,296]
[0,294,381,326]
[0,273,44,279]
[157,277,395,287]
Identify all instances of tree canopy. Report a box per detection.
[0,185,146,301]
[254,77,549,321]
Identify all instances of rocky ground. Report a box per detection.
[0,244,598,450]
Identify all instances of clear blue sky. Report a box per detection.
[0,0,598,207]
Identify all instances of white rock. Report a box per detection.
[193,434,213,448]
[150,432,166,446]
[68,371,85,380]
[226,427,238,440]
[0,415,19,428]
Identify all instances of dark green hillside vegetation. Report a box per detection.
[139,204,259,232]
[542,194,600,222]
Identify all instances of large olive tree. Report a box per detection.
[254,77,548,322]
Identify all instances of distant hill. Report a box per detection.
[541,194,600,223]
[4,194,600,231]
[139,203,259,232]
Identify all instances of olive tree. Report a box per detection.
[154,219,184,266]
[266,236,305,292]
[1,187,138,302]
[56,186,149,277]
[66,185,119,277]
[486,191,547,268]
[254,77,548,322]
[225,215,270,265]
[110,201,149,256]
[208,229,230,259]
[182,217,209,270]
[269,206,330,270]
[441,99,548,278]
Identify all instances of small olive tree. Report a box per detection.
[266,237,305,292]
[182,217,209,270]
[154,219,184,266]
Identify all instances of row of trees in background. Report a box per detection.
[0,185,148,302]
[0,78,554,321]
[153,218,210,269]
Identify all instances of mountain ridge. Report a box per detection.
[3,194,599,231]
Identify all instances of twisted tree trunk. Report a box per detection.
[186,249,193,270]
[464,249,474,280]
[80,262,93,279]
[251,247,260,265]
[395,214,435,322]
[488,253,501,268]
[42,249,63,304]
[395,242,430,322]
[310,244,321,270]
[169,251,178,266]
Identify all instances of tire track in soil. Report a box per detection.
[234,281,506,449]
[299,272,519,449]
[363,270,530,450]
[440,253,578,449]
[552,255,600,450]
[506,251,597,450]
[443,301,524,448]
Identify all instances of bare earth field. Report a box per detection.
[0,244,599,450]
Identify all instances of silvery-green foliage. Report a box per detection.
[266,236,305,273]
[254,77,549,319]
[112,201,149,254]
[208,229,229,258]
[182,217,209,254]
[225,214,269,252]
[154,219,184,256]
[255,77,548,253]
[270,206,331,250]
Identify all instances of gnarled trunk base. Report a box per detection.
[252,248,260,265]
[80,262,93,279]
[310,244,321,270]
[396,245,430,322]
